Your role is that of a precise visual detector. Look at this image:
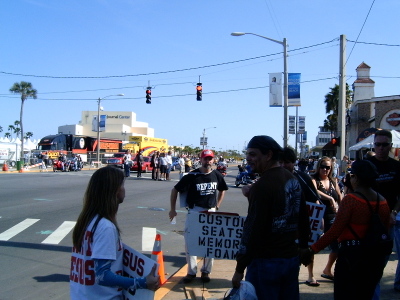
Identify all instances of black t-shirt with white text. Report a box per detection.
[368,156,400,210]
[174,169,228,209]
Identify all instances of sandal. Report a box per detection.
[306,280,320,287]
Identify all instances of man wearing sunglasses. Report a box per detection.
[367,129,400,295]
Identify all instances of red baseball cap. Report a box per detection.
[200,149,214,158]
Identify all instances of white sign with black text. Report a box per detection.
[186,212,245,260]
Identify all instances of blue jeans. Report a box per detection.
[245,256,300,300]
[124,163,130,177]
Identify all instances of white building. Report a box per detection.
[58,111,155,141]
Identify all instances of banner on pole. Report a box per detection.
[269,73,282,107]
[289,116,295,134]
[298,116,306,134]
[288,73,301,106]
[92,115,106,132]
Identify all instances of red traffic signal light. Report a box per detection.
[331,137,340,146]
[196,83,202,101]
[146,87,152,104]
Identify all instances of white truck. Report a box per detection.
[0,143,21,167]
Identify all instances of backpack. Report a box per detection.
[349,192,393,256]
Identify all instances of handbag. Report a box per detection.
[223,281,257,300]
[346,192,393,256]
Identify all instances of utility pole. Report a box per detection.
[338,34,347,162]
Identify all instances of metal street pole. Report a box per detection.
[201,127,216,150]
[231,32,288,147]
[338,34,347,162]
[96,94,124,166]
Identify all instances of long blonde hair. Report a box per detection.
[312,156,334,183]
[72,166,124,251]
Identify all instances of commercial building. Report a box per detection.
[58,110,155,141]
[347,62,400,157]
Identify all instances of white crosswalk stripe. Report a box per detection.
[0,218,155,248]
[41,221,76,244]
[0,218,40,241]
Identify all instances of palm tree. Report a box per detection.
[323,83,352,135]
[8,125,15,139]
[9,81,37,160]
[0,126,2,134]
[4,132,11,139]
[25,131,34,139]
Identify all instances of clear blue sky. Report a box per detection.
[1,0,399,152]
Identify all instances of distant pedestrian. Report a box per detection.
[165,151,173,180]
[151,151,160,180]
[136,150,144,178]
[178,155,185,174]
[123,149,132,177]
[158,152,167,181]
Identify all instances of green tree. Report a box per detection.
[323,83,352,135]
[4,132,11,139]
[25,131,34,139]
[9,81,37,159]
[8,124,15,138]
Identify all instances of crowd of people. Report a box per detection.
[68,129,399,300]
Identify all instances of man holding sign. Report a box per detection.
[169,149,228,284]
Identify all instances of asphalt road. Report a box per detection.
[0,165,246,299]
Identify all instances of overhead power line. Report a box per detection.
[346,0,376,64]
[0,76,338,101]
[0,39,338,79]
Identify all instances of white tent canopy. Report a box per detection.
[0,138,37,151]
[349,130,400,151]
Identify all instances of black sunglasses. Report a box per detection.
[374,142,391,147]
[320,165,331,170]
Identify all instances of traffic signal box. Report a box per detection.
[331,137,340,146]
[146,87,152,104]
[196,83,202,101]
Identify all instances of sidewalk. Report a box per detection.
[158,249,400,300]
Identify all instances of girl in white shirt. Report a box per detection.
[70,166,159,299]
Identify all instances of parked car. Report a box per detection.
[130,156,153,173]
[106,152,126,169]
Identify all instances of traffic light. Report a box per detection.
[331,137,340,146]
[146,87,151,104]
[196,83,202,101]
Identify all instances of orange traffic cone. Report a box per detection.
[2,163,8,172]
[151,233,166,284]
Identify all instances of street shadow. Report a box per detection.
[33,273,69,283]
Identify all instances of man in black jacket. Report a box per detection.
[281,147,321,287]
[231,136,310,300]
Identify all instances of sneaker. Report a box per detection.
[182,274,196,283]
[201,272,210,283]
